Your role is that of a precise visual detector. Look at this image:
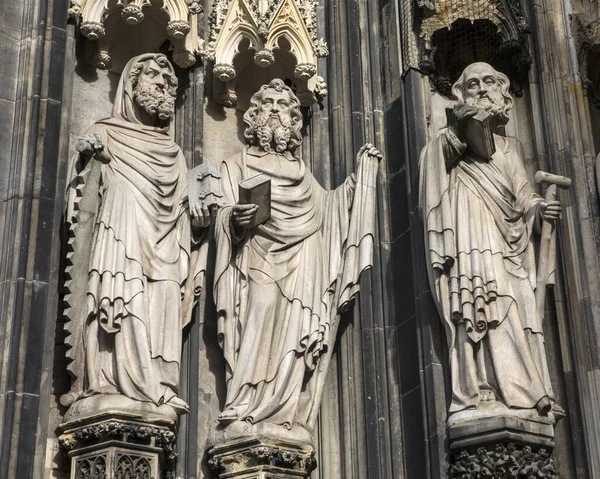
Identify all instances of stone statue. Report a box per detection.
[61,53,210,421]
[419,62,564,426]
[212,79,381,442]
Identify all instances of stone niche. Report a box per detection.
[69,0,202,71]
[203,0,328,108]
[416,0,532,97]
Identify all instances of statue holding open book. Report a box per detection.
[419,62,570,427]
[212,78,382,444]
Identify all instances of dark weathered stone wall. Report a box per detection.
[0,0,72,477]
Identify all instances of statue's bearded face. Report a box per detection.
[254,88,293,153]
[462,64,506,118]
[132,59,176,121]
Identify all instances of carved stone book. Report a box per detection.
[239,174,271,227]
[446,107,496,159]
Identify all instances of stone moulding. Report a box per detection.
[447,416,557,479]
[58,413,178,460]
[207,437,316,478]
[204,0,328,107]
[58,412,178,479]
[69,0,201,69]
[448,444,558,479]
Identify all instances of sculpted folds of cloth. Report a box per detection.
[213,79,381,440]
[419,62,563,425]
[62,54,210,419]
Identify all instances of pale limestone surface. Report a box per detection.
[211,79,381,443]
[62,54,208,420]
[420,63,561,426]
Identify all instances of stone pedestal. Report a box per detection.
[207,437,316,479]
[447,415,557,478]
[58,412,177,479]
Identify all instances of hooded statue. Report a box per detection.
[62,53,207,419]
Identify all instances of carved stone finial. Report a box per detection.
[254,49,275,67]
[68,0,82,19]
[213,64,237,82]
[121,4,145,24]
[167,20,191,40]
[173,50,196,68]
[92,51,112,69]
[294,63,317,80]
[188,0,202,14]
[81,22,106,41]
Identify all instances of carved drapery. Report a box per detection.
[204,0,328,107]
[69,0,201,69]
[413,0,532,97]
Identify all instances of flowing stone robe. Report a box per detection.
[214,146,377,429]
[66,55,206,410]
[420,128,552,414]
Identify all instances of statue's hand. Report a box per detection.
[191,201,214,229]
[356,143,383,164]
[76,133,110,163]
[447,103,479,141]
[232,203,258,229]
[538,200,561,222]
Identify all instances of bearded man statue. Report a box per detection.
[212,79,381,442]
[61,53,210,420]
[419,62,563,426]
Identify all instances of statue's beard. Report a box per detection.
[254,113,292,153]
[133,85,175,121]
[465,91,508,121]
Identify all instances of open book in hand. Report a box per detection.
[239,174,271,227]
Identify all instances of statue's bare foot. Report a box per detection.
[166,396,190,415]
[59,391,81,407]
[551,402,566,421]
[217,408,239,424]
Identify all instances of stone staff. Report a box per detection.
[534,170,571,327]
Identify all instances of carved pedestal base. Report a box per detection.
[207,437,316,479]
[448,415,557,478]
[58,412,177,479]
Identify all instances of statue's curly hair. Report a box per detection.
[243,79,303,151]
[129,53,178,98]
[451,63,513,126]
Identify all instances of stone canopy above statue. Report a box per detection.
[69,0,201,70]
[204,0,329,108]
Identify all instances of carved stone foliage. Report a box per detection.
[69,0,201,70]
[59,415,176,479]
[449,443,558,479]
[416,0,532,97]
[59,417,178,460]
[204,0,328,107]
[207,438,316,478]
